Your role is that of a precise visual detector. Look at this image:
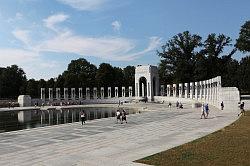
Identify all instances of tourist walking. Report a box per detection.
[121,109,127,124]
[116,110,121,123]
[176,101,179,108]
[221,101,224,110]
[201,104,206,119]
[205,104,209,118]
[238,102,245,116]
[179,102,183,109]
[80,111,86,125]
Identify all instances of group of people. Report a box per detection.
[201,103,209,119]
[176,101,183,109]
[116,109,127,124]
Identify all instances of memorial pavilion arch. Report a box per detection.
[135,65,159,102]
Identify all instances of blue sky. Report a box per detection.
[0,0,249,80]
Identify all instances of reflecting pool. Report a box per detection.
[0,107,137,133]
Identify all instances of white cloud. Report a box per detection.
[15,12,23,20]
[57,0,108,11]
[0,48,38,66]
[12,29,30,46]
[6,12,23,23]
[43,13,69,32]
[111,20,121,32]
[36,30,161,61]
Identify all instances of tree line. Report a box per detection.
[0,60,135,99]
[158,21,250,94]
[0,21,249,99]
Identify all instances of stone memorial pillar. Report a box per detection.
[204,80,208,100]
[211,78,215,103]
[108,87,111,98]
[56,88,60,100]
[101,87,104,99]
[129,86,133,97]
[194,82,198,99]
[190,82,194,99]
[173,84,177,97]
[184,83,188,98]
[93,87,97,99]
[79,88,83,99]
[86,87,90,100]
[209,79,212,101]
[122,87,125,97]
[71,88,75,100]
[167,85,170,96]
[49,88,53,100]
[160,85,165,96]
[64,88,68,100]
[115,87,118,98]
[179,83,183,98]
[41,88,45,100]
[199,81,203,100]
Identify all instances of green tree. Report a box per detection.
[236,21,250,52]
[62,58,97,88]
[123,66,135,87]
[0,65,27,99]
[158,31,202,83]
[26,79,39,98]
[202,33,236,79]
[238,56,250,93]
[96,63,115,89]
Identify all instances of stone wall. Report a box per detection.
[157,76,240,111]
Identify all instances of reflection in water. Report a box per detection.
[0,107,136,133]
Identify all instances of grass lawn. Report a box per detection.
[136,111,250,166]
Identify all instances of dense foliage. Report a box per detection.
[158,24,250,93]
[0,21,249,99]
[0,58,135,99]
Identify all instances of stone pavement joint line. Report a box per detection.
[0,103,238,166]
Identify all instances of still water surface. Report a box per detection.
[0,107,136,133]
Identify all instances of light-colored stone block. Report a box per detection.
[18,95,31,107]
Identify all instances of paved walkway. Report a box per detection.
[0,103,238,166]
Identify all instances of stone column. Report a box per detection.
[179,83,183,98]
[210,79,213,102]
[108,87,111,98]
[86,87,90,100]
[204,80,208,100]
[209,79,212,101]
[93,87,97,99]
[141,84,145,97]
[129,86,133,97]
[173,84,177,97]
[64,88,68,100]
[101,87,104,99]
[190,82,194,99]
[56,88,60,100]
[199,81,203,100]
[136,83,139,97]
[211,78,215,104]
[48,88,53,100]
[184,83,188,98]
[71,88,75,100]
[41,88,45,100]
[167,85,170,96]
[194,82,198,99]
[79,88,83,99]
[115,87,118,98]
[160,85,165,96]
[122,87,125,97]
